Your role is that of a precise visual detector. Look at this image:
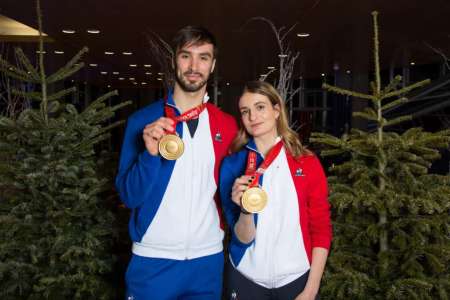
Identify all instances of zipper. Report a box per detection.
[184,123,195,259]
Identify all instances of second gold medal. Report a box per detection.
[241,186,268,213]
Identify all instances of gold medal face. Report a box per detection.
[241,187,268,213]
[159,134,184,160]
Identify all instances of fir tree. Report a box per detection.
[0,1,129,299]
[311,12,450,300]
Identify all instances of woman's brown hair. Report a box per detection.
[230,81,311,157]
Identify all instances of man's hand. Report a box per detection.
[142,117,175,156]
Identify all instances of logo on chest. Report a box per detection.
[214,132,222,142]
[295,168,305,177]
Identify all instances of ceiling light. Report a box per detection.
[119,77,125,80]
[297,33,310,37]
[157,78,163,81]
[346,70,351,74]
[133,82,138,85]
[278,54,288,58]
[36,50,46,54]
[113,71,119,75]
[101,71,108,75]
[321,73,325,77]
[122,51,133,55]
[129,64,137,67]
[410,62,416,66]
[107,85,111,88]
[144,64,152,68]
[54,50,64,54]
[333,63,340,71]
[267,66,276,70]
[104,51,114,55]
[141,82,147,85]
[87,29,100,34]
[129,77,135,81]
[157,72,164,75]
[62,29,76,34]
[145,72,152,75]
[226,82,230,86]
[89,63,98,67]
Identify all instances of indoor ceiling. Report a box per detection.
[1,0,450,89]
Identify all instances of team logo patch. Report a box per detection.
[295,168,304,177]
[215,132,222,142]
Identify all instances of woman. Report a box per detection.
[220,81,332,300]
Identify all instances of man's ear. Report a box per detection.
[211,59,216,73]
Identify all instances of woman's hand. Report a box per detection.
[231,175,252,206]
[295,247,329,300]
[295,290,316,300]
[232,175,256,243]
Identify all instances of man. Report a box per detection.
[116,26,237,300]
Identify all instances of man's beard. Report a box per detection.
[175,70,209,92]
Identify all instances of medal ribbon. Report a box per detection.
[164,102,207,134]
[245,140,283,188]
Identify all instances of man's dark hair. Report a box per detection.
[172,25,218,58]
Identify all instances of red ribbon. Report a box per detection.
[245,140,283,188]
[164,103,206,134]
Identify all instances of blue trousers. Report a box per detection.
[125,252,224,300]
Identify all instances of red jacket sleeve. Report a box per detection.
[306,156,332,250]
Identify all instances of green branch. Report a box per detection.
[381,79,430,100]
[14,48,40,81]
[353,111,380,122]
[322,83,375,100]
[0,56,38,83]
[383,75,402,94]
[372,11,381,95]
[381,97,408,112]
[47,48,88,84]
[36,0,48,124]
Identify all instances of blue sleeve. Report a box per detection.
[115,116,162,209]
[220,156,255,265]
[219,158,241,233]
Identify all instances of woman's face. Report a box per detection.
[239,92,280,140]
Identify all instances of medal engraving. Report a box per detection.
[241,187,268,213]
[159,134,184,160]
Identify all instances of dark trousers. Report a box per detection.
[223,260,319,300]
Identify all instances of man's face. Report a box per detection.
[174,42,216,93]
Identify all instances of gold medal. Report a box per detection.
[159,134,184,160]
[241,187,268,213]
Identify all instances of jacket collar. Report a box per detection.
[244,136,282,158]
[165,89,210,113]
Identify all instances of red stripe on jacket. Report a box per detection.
[207,103,238,229]
[286,153,332,263]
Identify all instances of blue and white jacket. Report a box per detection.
[116,92,237,260]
